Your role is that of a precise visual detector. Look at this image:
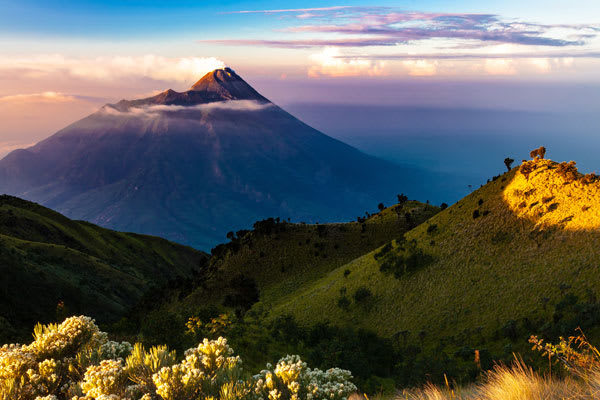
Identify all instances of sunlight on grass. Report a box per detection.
[503,159,600,230]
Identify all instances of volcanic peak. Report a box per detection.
[112,67,268,111]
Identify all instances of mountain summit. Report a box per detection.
[0,68,430,249]
[189,67,268,101]
[112,67,268,110]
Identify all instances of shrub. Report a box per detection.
[223,274,259,312]
[0,316,357,400]
[379,242,435,279]
[374,242,393,259]
[337,296,351,311]
[253,355,356,400]
[556,161,579,183]
[317,224,328,237]
[353,286,373,303]
[504,157,515,171]
[529,146,546,160]
[490,231,513,245]
[440,203,448,210]
[581,173,599,185]
[520,162,537,179]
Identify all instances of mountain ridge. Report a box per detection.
[268,157,600,342]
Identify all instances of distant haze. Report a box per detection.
[2,77,599,207]
[283,101,600,204]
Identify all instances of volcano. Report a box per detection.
[0,68,429,249]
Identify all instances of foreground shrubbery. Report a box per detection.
[0,316,356,400]
[403,361,600,400]
[403,332,600,400]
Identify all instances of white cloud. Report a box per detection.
[484,58,517,75]
[401,60,437,76]
[529,58,551,73]
[101,100,273,117]
[0,91,78,103]
[0,55,225,83]
[308,47,386,77]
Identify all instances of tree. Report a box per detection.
[226,231,235,241]
[397,194,408,204]
[378,203,385,212]
[353,286,373,303]
[529,146,546,160]
[504,157,514,171]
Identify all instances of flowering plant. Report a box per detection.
[0,316,357,400]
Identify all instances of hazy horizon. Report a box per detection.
[2,0,599,162]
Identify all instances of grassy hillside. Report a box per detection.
[0,195,207,341]
[267,158,600,377]
[154,201,440,316]
[121,200,438,391]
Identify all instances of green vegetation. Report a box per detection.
[0,315,357,400]
[0,195,207,342]
[135,201,438,319]
[256,158,600,385]
[114,157,600,390]
[107,201,439,393]
[5,154,600,395]
[405,331,600,399]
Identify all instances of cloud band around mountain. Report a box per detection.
[101,100,274,117]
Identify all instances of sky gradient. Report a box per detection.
[1,0,599,156]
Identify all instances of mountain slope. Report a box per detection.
[149,200,439,316]
[0,195,207,341]
[268,158,600,350]
[0,68,432,249]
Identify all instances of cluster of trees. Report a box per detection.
[378,238,435,279]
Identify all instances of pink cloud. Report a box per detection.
[208,8,598,48]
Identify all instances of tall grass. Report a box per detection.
[401,331,600,400]
[401,360,600,399]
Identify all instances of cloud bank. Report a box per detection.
[203,6,600,78]
[0,92,80,104]
[0,55,225,84]
[102,100,273,117]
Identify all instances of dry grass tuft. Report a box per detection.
[477,361,575,400]
[399,360,600,400]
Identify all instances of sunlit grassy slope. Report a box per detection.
[270,158,600,344]
[165,201,440,313]
[0,195,207,340]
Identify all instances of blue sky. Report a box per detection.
[0,0,599,156]
[2,0,598,36]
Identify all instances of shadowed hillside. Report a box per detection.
[0,195,207,342]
